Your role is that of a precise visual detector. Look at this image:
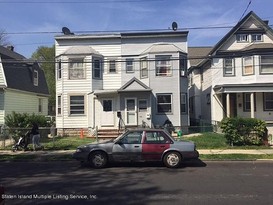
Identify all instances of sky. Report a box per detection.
[1,0,273,58]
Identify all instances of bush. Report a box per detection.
[4,112,50,141]
[220,117,267,146]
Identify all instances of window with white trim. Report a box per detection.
[243,56,254,75]
[57,95,62,115]
[155,55,172,76]
[260,55,273,74]
[109,59,116,73]
[93,58,102,79]
[243,93,256,112]
[68,58,85,79]
[179,57,187,77]
[33,70,38,86]
[236,34,249,42]
[57,60,62,79]
[223,58,235,76]
[157,94,172,113]
[140,57,148,78]
[38,98,43,113]
[126,58,134,73]
[69,95,85,115]
[264,93,273,111]
[251,34,262,42]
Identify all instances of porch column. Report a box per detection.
[226,93,230,118]
[250,92,255,118]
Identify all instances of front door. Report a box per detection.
[125,98,137,126]
[101,99,114,126]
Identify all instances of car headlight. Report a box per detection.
[76,148,83,153]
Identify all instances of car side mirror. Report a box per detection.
[116,140,123,145]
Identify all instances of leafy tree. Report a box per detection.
[31,45,56,115]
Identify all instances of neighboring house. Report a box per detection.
[0,46,49,125]
[55,31,189,135]
[188,11,273,134]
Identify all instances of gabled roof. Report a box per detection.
[0,46,25,60]
[118,77,152,92]
[63,46,102,56]
[188,47,213,67]
[141,43,186,55]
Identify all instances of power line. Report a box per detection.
[239,0,252,22]
[0,0,163,4]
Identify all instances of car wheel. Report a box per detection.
[89,151,108,168]
[163,152,181,168]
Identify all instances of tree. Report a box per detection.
[0,29,11,46]
[31,45,56,115]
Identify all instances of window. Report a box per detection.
[57,60,62,79]
[120,131,142,144]
[181,93,187,114]
[243,56,254,75]
[57,95,62,115]
[223,58,235,76]
[126,58,134,73]
[180,57,187,77]
[236,34,249,42]
[33,70,38,86]
[138,99,147,112]
[68,58,85,79]
[264,93,273,111]
[140,57,148,78]
[243,93,256,112]
[93,58,102,79]
[38,98,43,113]
[109,59,116,73]
[155,55,172,76]
[157,94,172,113]
[103,100,112,112]
[143,131,171,144]
[260,55,273,74]
[252,34,262,42]
[70,95,85,115]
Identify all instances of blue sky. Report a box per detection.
[1,0,273,58]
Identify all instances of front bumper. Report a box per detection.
[181,150,199,160]
[72,151,88,161]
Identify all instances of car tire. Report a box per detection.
[89,151,108,168]
[163,151,181,168]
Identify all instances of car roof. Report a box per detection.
[126,128,166,132]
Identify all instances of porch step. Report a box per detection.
[95,129,123,140]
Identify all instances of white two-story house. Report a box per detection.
[188,11,273,134]
[55,31,189,136]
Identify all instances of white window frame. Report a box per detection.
[251,34,263,42]
[155,55,172,76]
[93,58,102,79]
[156,94,172,114]
[126,58,134,73]
[38,98,43,113]
[180,57,187,77]
[69,95,85,115]
[243,56,254,75]
[109,59,117,73]
[57,60,62,80]
[33,70,38,86]
[264,93,273,111]
[223,58,235,76]
[243,93,256,112]
[68,58,85,79]
[57,95,62,115]
[260,55,273,74]
[140,57,148,78]
[236,34,249,42]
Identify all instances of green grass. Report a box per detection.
[200,154,273,160]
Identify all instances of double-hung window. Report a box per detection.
[243,93,256,112]
[70,95,85,115]
[140,57,148,78]
[260,55,273,74]
[264,93,273,111]
[223,58,235,76]
[109,59,116,73]
[126,58,134,73]
[157,94,172,113]
[236,34,249,42]
[57,60,62,79]
[57,95,62,115]
[243,56,254,75]
[93,58,102,79]
[68,58,85,79]
[252,34,262,42]
[155,55,172,76]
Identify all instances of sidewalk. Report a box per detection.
[1,148,273,157]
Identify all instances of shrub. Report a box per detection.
[220,117,267,146]
[4,112,50,141]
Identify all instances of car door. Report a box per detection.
[141,130,171,161]
[112,131,142,162]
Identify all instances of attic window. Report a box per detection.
[236,34,249,42]
[251,34,263,42]
[33,70,38,86]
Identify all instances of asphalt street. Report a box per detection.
[1,160,273,205]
